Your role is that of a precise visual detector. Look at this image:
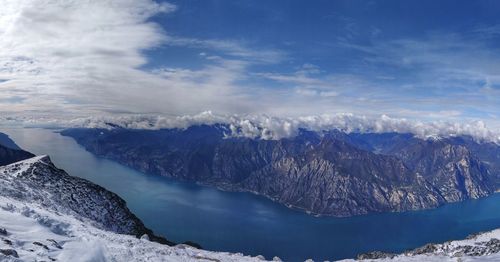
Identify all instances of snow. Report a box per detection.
[2,192,498,262]
[0,156,271,261]
[0,196,269,262]
[5,155,48,178]
[340,229,500,262]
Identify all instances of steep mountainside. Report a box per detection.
[0,155,172,245]
[61,126,500,217]
[0,133,22,150]
[449,136,500,188]
[0,144,34,166]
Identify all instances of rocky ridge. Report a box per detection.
[0,154,172,244]
[61,126,500,217]
[351,229,500,261]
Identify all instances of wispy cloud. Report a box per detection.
[164,37,286,64]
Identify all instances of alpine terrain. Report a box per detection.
[62,126,500,217]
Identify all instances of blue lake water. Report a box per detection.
[2,127,500,261]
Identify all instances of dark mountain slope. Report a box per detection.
[61,126,499,217]
[0,132,22,150]
[0,144,34,166]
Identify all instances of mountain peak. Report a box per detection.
[3,155,53,178]
[21,154,51,165]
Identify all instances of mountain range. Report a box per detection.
[61,125,500,217]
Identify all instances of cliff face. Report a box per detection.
[61,126,499,217]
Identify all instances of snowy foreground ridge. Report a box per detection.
[0,156,269,262]
[0,156,499,261]
[0,196,271,262]
[342,230,500,262]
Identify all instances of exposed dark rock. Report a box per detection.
[33,241,50,250]
[411,243,438,255]
[47,239,63,249]
[2,239,12,245]
[0,249,19,258]
[357,251,395,260]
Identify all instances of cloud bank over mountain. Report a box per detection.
[5,112,500,143]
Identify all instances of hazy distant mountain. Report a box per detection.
[0,143,34,166]
[61,126,500,217]
[0,133,21,150]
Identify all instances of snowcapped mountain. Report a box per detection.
[0,155,271,262]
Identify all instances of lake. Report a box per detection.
[2,127,500,261]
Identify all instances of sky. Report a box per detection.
[1,0,500,135]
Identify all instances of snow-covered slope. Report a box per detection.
[344,230,500,262]
[0,156,272,261]
[0,195,271,262]
[0,155,168,243]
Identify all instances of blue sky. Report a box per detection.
[143,0,500,121]
[1,0,500,129]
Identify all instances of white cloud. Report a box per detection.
[0,0,175,113]
[164,37,286,64]
[5,112,500,143]
[0,0,278,116]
